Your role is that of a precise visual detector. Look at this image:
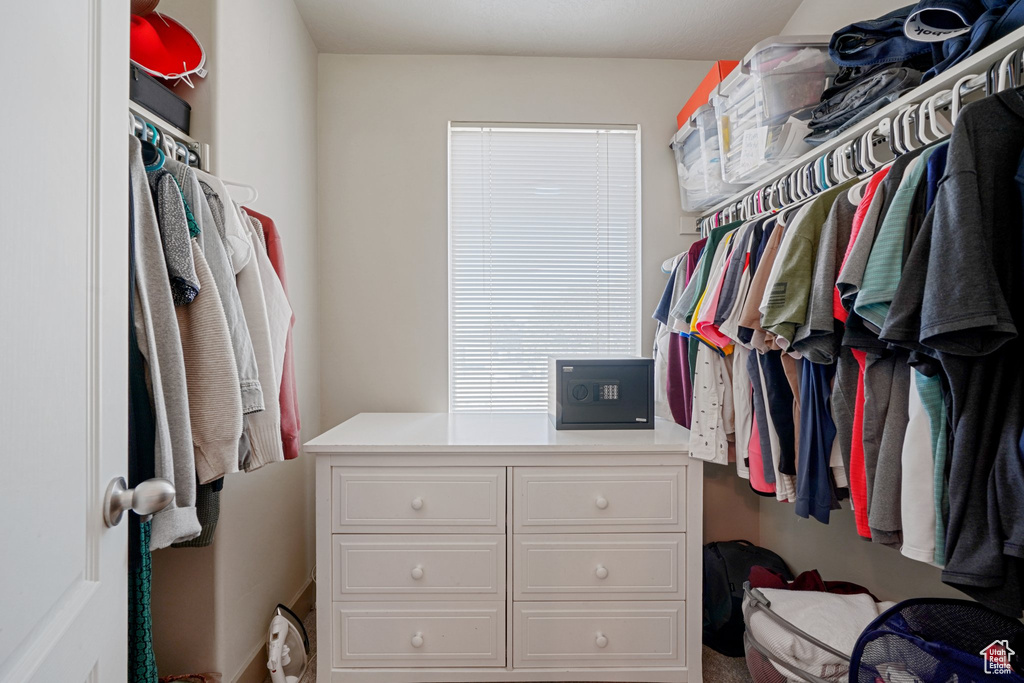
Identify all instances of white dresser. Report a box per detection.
[306,413,701,683]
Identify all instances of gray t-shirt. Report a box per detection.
[715,218,765,328]
[793,192,857,363]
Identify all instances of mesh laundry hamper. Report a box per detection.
[849,598,1024,683]
[742,584,851,683]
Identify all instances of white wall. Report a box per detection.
[762,0,958,601]
[317,54,706,422]
[781,0,908,35]
[148,0,320,680]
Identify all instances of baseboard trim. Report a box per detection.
[232,578,315,683]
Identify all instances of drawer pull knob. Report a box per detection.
[595,565,609,580]
[410,497,424,511]
[595,633,608,649]
[411,565,424,580]
[595,496,609,510]
[411,632,424,648]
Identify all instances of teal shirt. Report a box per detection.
[855,143,946,329]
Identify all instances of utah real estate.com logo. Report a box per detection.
[981,640,1016,675]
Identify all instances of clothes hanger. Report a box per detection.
[883,113,902,157]
[916,99,935,145]
[986,59,999,96]
[844,141,858,178]
[895,106,912,153]
[997,50,1019,92]
[162,130,177,160]
[902,105,922,152]
[811,160,824,192]
[819,154,832,188]
[864,122,893,169]
[843,138,860,176]
[857,129,873,171]
[221,180,260,204]
[832,143,850,181]
[925,90,954,140]
[951,72,981,124]
[770,179,785,211]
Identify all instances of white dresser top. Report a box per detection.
[305,413,690,454]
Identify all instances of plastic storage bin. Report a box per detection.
[714,35,836,186]
[670,104,745,212]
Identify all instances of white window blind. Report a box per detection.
[449,124,642,412]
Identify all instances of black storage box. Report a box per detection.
[548,357,655,430]
[130,62,191,134]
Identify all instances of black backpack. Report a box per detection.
[702,540,792,656]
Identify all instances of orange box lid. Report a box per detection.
[676,60,739,131]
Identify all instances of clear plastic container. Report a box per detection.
[713,35,837,186]
[671,104,746,212]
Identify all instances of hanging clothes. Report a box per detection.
[128,171,159,683]
[130,136,200,550]
[675,84,1024,618]
[233,206,287,471]
[245,208,302,460]
[879,90,1024,616]
[127,121,300,559]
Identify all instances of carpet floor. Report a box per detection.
[267,610,753,683]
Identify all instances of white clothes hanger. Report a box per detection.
[997,50,1018,92]
[950,73,979,124]
[901,105,921,152]
[926,90,954,140]
[221,180,259,204]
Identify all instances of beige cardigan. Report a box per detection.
[176,240,244,483]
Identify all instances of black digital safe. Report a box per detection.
[548,357,655,430]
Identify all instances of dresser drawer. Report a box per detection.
[332,467,505,533]
[333,601,505,668]
[514,467,685,533]
[514,533,684,601]
[513,601,684,668]
[333,534,505,600]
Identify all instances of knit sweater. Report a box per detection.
[147,168,199,305]
[164,158,206,253]
[232,205,286,470]
[245,208,301,460]
[129,136,201,549]
[176,239,244,483]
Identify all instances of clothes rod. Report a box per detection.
[695,23,1024,232]
[129,101,210,172]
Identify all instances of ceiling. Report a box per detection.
[293,0,805,61]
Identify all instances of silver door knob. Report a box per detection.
[103,476,175,527]
[411,497,424,511]
[595,565,609,580]
[595,632,608,649]
[411,565,425,580]
[595,496,609,510]
[411,632,424,648]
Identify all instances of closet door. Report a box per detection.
[0,2,130,682]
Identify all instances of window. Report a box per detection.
[448,124,642,412]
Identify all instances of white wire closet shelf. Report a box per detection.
[695,23,1024,234]
[129,100,209,171]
